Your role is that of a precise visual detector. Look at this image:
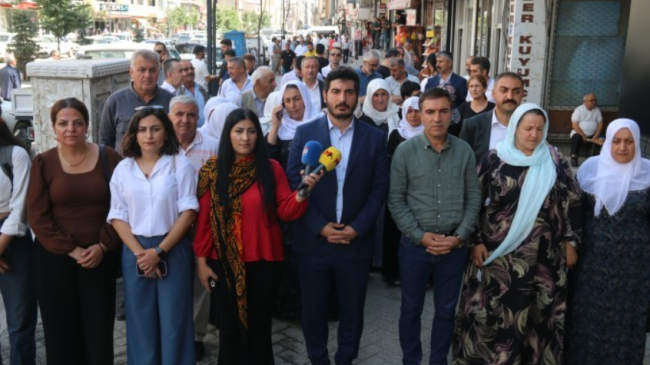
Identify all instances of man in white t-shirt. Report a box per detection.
[570,93,603,167]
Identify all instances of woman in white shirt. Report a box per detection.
[0,120,37,365]
[108,106,199,365]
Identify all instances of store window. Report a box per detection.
[474,0,492,56]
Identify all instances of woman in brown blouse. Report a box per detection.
[27,98,121,365]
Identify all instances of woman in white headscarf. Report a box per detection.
[360,79,400,136]
[382,96,423,285]
[567,119,650,365]
[266,80,322,169]
[453,103,581,365]
[199,96,229,136]
[203,102,239,146]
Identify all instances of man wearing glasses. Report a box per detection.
[153,42,168,86]
[570,93,603,167]
[100,49,174,155]
[321,47,343,78]
[355,50,382,102]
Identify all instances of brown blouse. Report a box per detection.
[27,146,122,255]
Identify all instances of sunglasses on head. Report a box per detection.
[135,105,164,111]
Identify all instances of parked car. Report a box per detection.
[108,33,134,42]
[0,32,16,62]
[143,39,176,48]
[76,42,181,60]
[36,35,78,59]
[2,88,34,146]
[176,42,223,67]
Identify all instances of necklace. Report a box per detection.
[58,143,89,168]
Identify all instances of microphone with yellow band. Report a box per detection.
[297,146,342,193]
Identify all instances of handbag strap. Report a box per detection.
[99,144,112,183]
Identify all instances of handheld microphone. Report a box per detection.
[297,146,342,192]
[301,141,324,176]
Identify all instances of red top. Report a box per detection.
[194,159,308,262]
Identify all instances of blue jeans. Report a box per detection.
[398,235,468,365]
[0,219,37,365]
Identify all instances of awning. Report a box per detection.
[0,3,12,8]
[15,1,38,9]
[387,0,410,10]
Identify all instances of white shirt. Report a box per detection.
[304,79,322,113]
[465,77,495,102]
[385,74,420,96]
[108,155,199,237]
[191,58,209,90]
[185,82,206,127]
[161,81,185,96]
[295,44,307,56]
[403,50,414,67]
[0,146,30,236]
[281,69,323,87]
[319,38,329,50]
[218,76,253,103]
[571,104,603,137]
[489,110,508,150]
[328,116,355,223]
[178,130,219,174]
[321,65,332,78]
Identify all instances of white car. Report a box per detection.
[37,35,78,59]
[76,42,181,60]
[0,32,16,63]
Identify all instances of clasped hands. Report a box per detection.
[68,243,106,269]
[420,232,459,256]
[135,248,163,279]
[320,222,357,244]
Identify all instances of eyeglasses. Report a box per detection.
[180,68,192,72]
[135,105,164,111]
[154,50,164,54]
[585,99,597,102]
[330,53,342,57]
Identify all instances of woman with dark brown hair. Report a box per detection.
[27,97,122,365]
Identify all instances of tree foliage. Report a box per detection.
[166,6,200,32]
[36,0,93,50]
[241,9,271,35]
[215,6,241,33]
[7,10,39,77]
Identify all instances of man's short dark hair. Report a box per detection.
[228,57,245,69]
[471,56,491,74]
[154,42,167,51]
[306,41,313,46]
[436,50,453,61]
[385,48,400,58]
[494,71,524,87]
[316,43,325,54]
[418,87,452,110]
[400,81,421,100]
[224,49,236,58]
[221,39,233,47]
[242,53,256,62]
[294,55,305,71]
[162,58,180,77]
[272,37,277,42]
[426,53,437,67]
[193,45,205,55]
[324,66,360,96]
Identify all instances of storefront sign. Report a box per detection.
[505,0,548,104]
[388,0,410,10]
[99,3,129,12]
[379,4,386,17]
[406,9,417,26]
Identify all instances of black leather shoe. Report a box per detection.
[195,341,205,362]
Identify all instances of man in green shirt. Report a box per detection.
[388,87,480,365]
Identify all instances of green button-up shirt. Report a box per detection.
[388,133,481,245]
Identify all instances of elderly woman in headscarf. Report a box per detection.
[199,96,229,136]
[382,96,423,285]
[567,119,650,365]
[202,102,239,146]
[452,103,581,365]
[266,80,323,169]
[359,79,400,136]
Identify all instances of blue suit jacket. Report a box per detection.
[286,115,389,260]
[424,72,468,108]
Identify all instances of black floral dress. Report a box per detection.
[566,188,650,365]
[453,150,581,365]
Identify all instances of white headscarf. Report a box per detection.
[577,118,650,217]
[275,80,322,140]
[397,96,423,140]
[205,102,239,145]
[483,103,557,266]
[259,91,280,136]
[362,79,400,134]
[203,96,228,121]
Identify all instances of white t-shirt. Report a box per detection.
[385,74,420,96]
[295,45,307,56]
[191,58,209,90]
[571,105,603,137]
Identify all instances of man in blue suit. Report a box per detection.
[424,51,468,108]
[286,67,389,365]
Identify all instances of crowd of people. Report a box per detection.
[0,36,648,365]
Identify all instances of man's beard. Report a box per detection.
[327,101,357,119]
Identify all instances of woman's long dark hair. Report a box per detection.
[216,108,277,226]
[0,119,28,151]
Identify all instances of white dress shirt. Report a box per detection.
[328,116,355,223]
[178,130,219,174]
[0,146,30,236]
[321,65,332,78]
[191,58,209,90]
[295,44,307,56]
[108,154,199,237]
[218,76,253,103]
[304,79,323,114]
[465,77,495,102]
[161,81,185,96]
[489,110,508,150]
[386,74,420,96]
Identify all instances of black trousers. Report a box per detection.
[34,240,118,365]
[210,259,282,365]
[570,133,585,157]
[343,49,349,63]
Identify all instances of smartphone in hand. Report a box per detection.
[136,261,168,277]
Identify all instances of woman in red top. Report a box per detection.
[194,108,321,365]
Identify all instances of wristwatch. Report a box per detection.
[155,246,168,260]
[454,235,464,248]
